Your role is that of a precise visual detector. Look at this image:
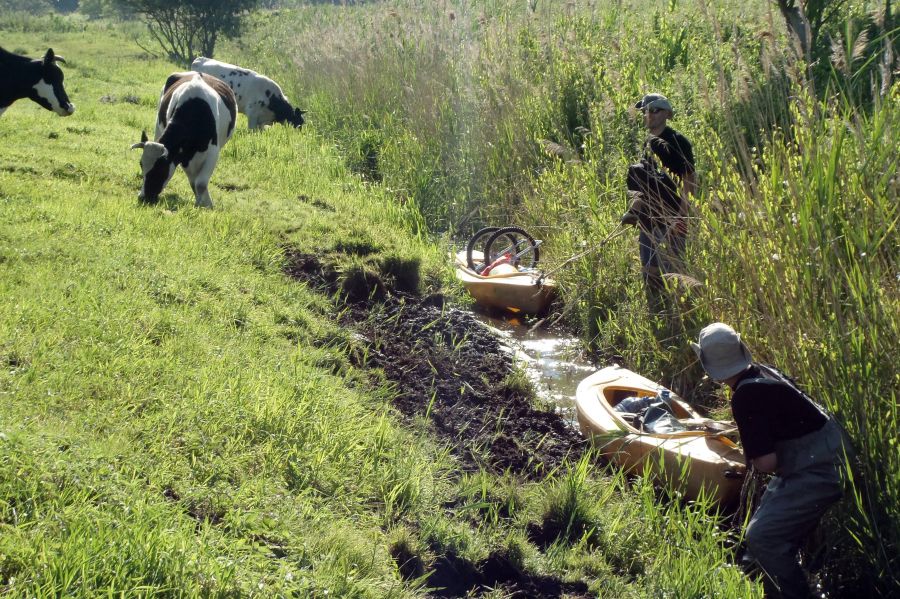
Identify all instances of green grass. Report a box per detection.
[3,3,897,596]
[0,25,441,597]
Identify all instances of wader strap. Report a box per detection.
[736,364,830,419]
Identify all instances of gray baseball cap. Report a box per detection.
[635,93,673,112]
[690,323,753,381]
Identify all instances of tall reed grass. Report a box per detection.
[238,0,898,593]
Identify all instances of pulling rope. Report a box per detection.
[535,224,628,285]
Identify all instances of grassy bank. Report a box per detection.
[234,0,898,594]
[0,17,766,598]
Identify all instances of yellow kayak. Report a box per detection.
[575,365,746,507]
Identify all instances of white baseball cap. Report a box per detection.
[635,93,673,112]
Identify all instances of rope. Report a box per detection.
[536,224,629,284]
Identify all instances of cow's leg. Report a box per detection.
[187,149,219,208]
[193,181,213,209]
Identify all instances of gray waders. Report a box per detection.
[737,366,852,599]
[743,417,846,599]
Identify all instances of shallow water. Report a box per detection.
[470,309,597,424]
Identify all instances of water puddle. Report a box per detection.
[470,309,597,424]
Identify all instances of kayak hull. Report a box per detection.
[453,251,557,315]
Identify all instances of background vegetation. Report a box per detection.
[233,0,897,594]
[1,0,897,596]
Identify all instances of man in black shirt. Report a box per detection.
[691,322,848,599]
[625,93,696,311]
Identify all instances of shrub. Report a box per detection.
[114,0,260,65]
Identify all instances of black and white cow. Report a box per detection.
[0,47,75,118]
[191,57,305,130]
[130,72,236,208]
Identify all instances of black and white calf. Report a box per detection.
[0,47,75,118]
[131,72,236,208]
[191,57,304,130]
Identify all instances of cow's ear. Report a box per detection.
[44,49,66,64]
[131,131,149,150]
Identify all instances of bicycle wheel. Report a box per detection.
[466,226,500,271]
[483,226,540,271]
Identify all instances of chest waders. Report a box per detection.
[736,365,849,599]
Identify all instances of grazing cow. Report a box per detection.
[0,47,75,118]
[191,57,305,130]
[130,72,236,208]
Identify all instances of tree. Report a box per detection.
[773,0,849,59]
[115,0,259,66]
[0,0,54,14]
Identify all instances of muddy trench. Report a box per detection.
[283,250,591,598]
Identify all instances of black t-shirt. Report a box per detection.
[634,126,695,222]
[731,365,828,460]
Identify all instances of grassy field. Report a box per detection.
[0,2,897,597]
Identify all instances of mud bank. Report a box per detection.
[283,250,586,478]
[284,250,593,597]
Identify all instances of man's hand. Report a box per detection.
[751,452,778,474]
[671,216,688,235]
[620,212,638,226]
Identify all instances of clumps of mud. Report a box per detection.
[284,250,595,597]
[363,297,585,476]
[420,551,589,598]
[283,249,585,478]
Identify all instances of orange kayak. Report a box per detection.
[575,365,746,507]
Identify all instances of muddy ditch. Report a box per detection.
[282,249,587,478]
[284,249,593,598]
[282,248,855,599]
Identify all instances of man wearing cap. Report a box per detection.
[624,93,696,311]
[691,322,848,599]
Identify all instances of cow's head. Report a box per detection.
[268,93,305,129]
[131,131,175,203]
[288,107,306,128]
[29,49,75,116]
